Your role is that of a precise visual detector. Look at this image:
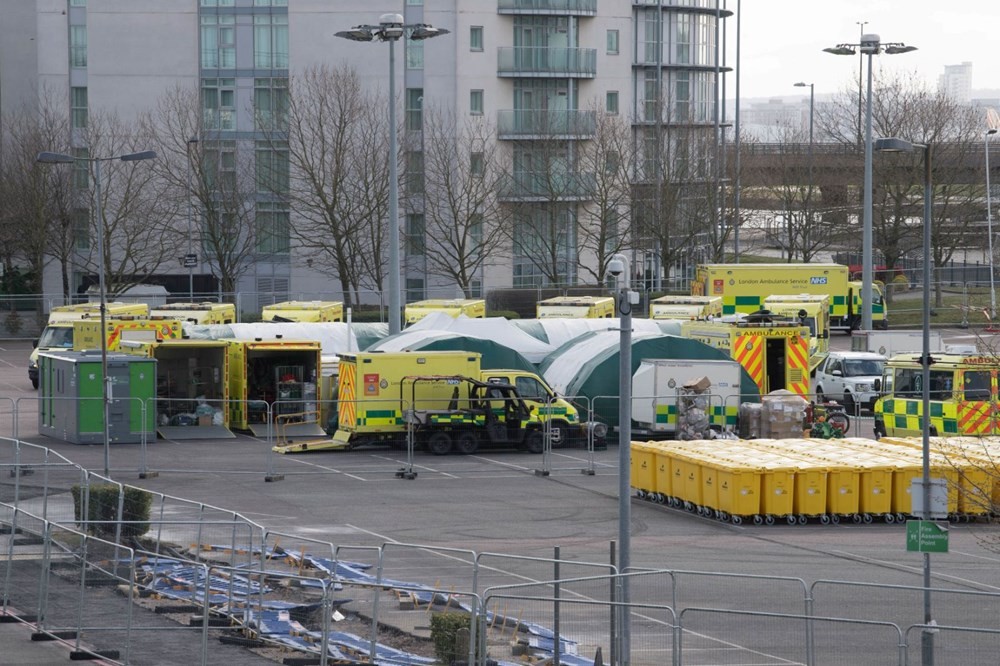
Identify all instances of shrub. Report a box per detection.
[71,483,153,539]
[891,274,910,290]
[431,612,471,665]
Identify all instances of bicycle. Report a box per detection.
[807,400,850,437]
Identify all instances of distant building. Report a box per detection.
[939,61,973,104]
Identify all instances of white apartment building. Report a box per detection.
[0,0,731,309]
[938,61,972,104]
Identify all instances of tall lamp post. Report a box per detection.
[793,82,814,253]
[336,14,449,335]
[986,128,997,319]
[186,137,199,302]
[37,150,157,477]
[875,136,935,665]
[825,34,916,331]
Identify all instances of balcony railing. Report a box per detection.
[498,171,596,201]
[497,0,598,16]
[497,47,597,78]
[497,110,597,139]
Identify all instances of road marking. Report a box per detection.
[283,457,367,481]
[368,454,458,478]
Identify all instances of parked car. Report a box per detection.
[813,351,887,414]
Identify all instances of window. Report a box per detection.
[674,71,690,121]
[203,140,237,191]
[203,78,236,130]
[470,152,484,177]
[256,141,289,194]
[405,214,425,256]
[201,0,235,5]
[606,29,619,55]
[71,87,88,129]
[405,39,424,70]
[470,26,483,52]
[675,13,691,64]
[73,209,90,250]
[201,15,235,68]
[405,88,423,131]
[406,278,425,302]
[254,0,287,5]
[605,150,620,175]
[254,78,288,130]
[470,213,483,248]
[256,202,290,254]
[72,148,89,189]
[69,26,87,67]
[254,14,289,69]
[405,151,424,194]
[963,371,992,402]
[606,91,619,115]
[470,89,484,115]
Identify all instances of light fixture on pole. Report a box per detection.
[855,20,868,146]
[608,252,636,665]
[37,149,157,478]
[874,136,935,665]
[335,14,449,335]
[825,34,916,332]
[186,136,199,302]
[793,82,814,254]
[986,128,997,320]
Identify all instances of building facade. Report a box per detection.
[0,0,730,309]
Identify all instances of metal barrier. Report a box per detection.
[904,624,1000,666]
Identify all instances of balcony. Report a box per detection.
[497,110,597,140]
[497,47,597,78]
[498,171,596,202]
[497,0,597,16]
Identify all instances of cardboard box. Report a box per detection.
[198,415,212,426]
[683,375,712,392]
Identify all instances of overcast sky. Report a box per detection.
[728,1,1000,101]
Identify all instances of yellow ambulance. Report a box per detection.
[150,302,236,325]
[536,295,615,319]
[261,300,343,323]
[404,299,486,325]
[649,295,722,320]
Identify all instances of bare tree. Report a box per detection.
[142,85,262,296]
[75,111,178,298]
[280,65,389,307]
[0,92,73,305]
[575,106,635,285]
[411,108,508,296]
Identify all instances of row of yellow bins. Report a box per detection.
[630,436,997,526]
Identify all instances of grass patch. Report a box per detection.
[885,287,995,328]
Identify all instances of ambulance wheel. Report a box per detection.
[427,432,453,456]
[455,431,479,455]
[549,423,570,448]
[524,430,544,454]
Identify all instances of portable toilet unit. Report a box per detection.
[38,350,156,444]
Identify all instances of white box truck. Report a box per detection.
[631,359,744,437]
[851,330,942,358]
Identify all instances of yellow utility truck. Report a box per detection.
[404,299,486,325]
[691,263,886,330]
[29,302,149,389]
[536,295,615,319]
[150,302,236,325]
[874,353,1000,439]
[649,295,722,320]
[762,294,830,371]
[681,313,812,398]
[275,351,604,453]
[72,318,182,352]
[261,300,343,323]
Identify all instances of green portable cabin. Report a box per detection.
[38,350,156,444]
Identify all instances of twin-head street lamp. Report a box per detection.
[335,14,449,335]
[874,136,936,665]
[825,34,916,331]
[36,150,157,478]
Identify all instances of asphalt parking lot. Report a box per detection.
[3,330,1000,663]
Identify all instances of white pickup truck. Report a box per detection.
[812,351,887,414]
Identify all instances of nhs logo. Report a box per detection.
[810,277,828,285]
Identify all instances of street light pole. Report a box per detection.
[37,150,157,478]
[986,128,997,319]
[186,137,199,302]
[875,136,935,666]
[335,14,449,335]
[825,34,916,332]
[794,82,814,254]
[856,20,867,146]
